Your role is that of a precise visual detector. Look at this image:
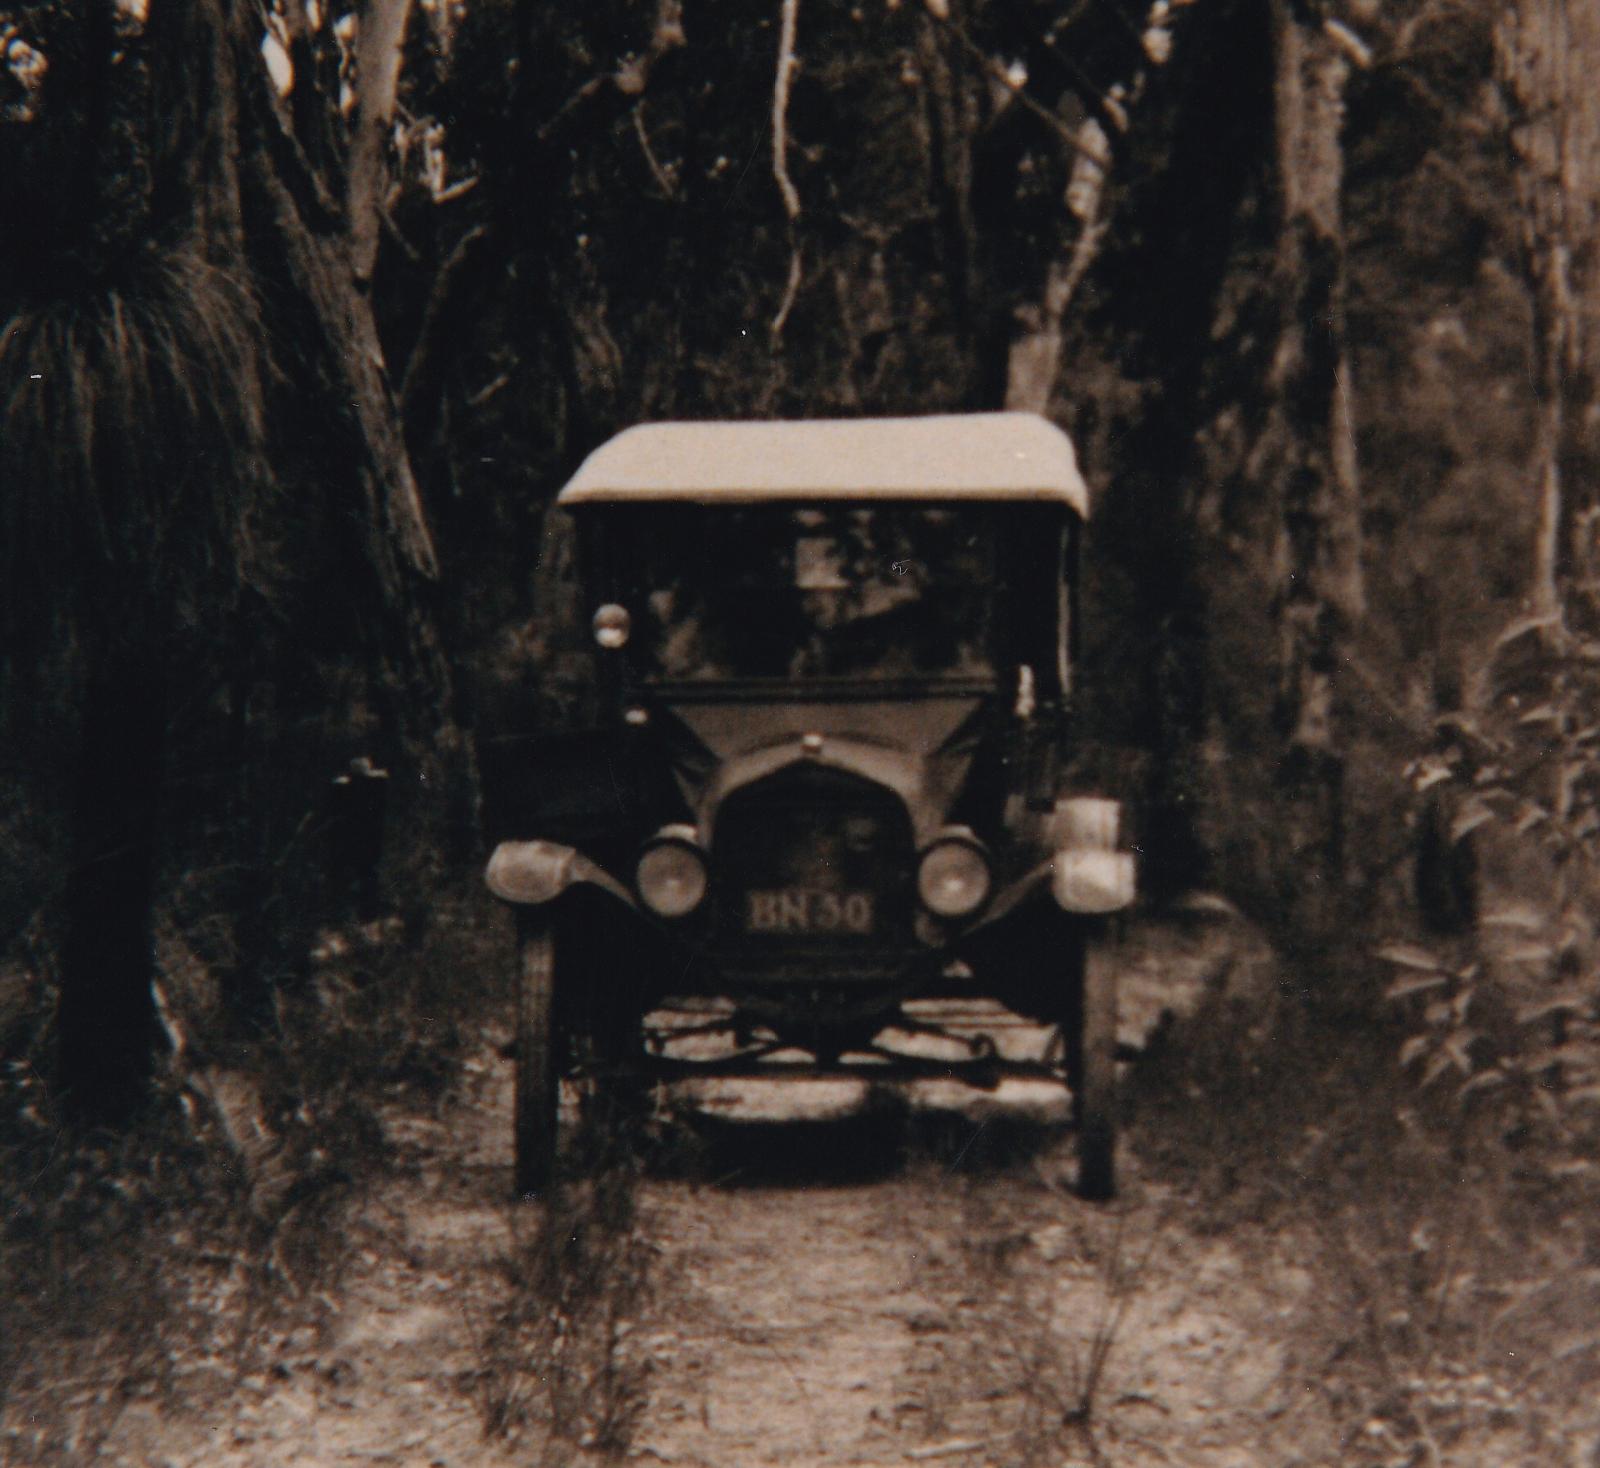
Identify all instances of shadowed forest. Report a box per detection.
[4,0,1600,1463]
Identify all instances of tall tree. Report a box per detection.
[1221,0,1366,968]
[1497,0,1600,621]
[0,0,465,1116]
[0,0,272,1115]
[239,0,475,867]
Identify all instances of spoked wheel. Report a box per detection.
[1061,921,1119,1201]
[513,913,561,1197]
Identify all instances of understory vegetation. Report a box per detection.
[1129,928,1600,1461]
[0,882,504,1465]
[476,1142,657,1459]
[4,0,1600,1460]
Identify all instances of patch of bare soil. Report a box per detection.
[58,912,1372,1467]
[632,1125,1313,1467]
[82,1049,530,1468]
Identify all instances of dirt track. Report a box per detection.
[69,918,1331,1468]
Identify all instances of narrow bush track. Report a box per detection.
[78,914,1329,1468]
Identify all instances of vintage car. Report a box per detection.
[485,413,1135,1198]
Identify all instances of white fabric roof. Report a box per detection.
[558,412,1088,516]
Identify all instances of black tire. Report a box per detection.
[1073,929,1118,1201]
[514,917,560,1197]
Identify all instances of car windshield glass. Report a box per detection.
[607,506,999,682]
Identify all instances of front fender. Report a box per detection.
[484,840,637,909]
[959,843,1137,941]
[970,859,1056,934]
[972,795,1138,929]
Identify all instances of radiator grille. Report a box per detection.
[711,763,915,977]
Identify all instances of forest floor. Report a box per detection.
[5,911,1593,1467]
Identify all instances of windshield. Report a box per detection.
[604,506,1000,682]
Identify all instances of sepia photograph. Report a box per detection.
[2,0,1597,1463]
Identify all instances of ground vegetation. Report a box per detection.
[3,0,1600,1461]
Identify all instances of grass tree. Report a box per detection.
[0,0,462,1121]
[1,0,272,1119]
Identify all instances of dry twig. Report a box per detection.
[770,0,804,342]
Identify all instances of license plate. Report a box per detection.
[745,888,875,935]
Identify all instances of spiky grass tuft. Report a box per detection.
[0,243,274,661]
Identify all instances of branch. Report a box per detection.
[771,0,803,223]
[933,10,1115,164]
[348,0,414,286]
[535,0,686,145]
[244,7,343,230]
[400,224,491,419]
[633,101,677,198]
[1323,18,1373,71]
[770,0,803,343]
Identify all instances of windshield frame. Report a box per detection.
[573,500,1077,698]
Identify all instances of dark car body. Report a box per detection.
[487,414,1134,1197]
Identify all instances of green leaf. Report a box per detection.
[1450,802,1495,841]
[1546,1158,1596,1177]
[1495,611,1561,648]
[1376,943,1449,973]
[1517,996,1589,1025]
[1482,905,1548,931]
[1385,973,1450,1002]
[1503,943,1557,965]
[1422,1051,1455,1087]
[1399,1034,1433,1068]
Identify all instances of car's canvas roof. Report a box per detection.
[557,412,1089,516]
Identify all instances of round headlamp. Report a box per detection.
[635,830,708,918]
[916,832,992,919]
[592,603,632,649]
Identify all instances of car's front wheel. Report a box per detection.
[1056,920,1117,1201]
[514,914,560,1197]
[1072,931,1118,1201]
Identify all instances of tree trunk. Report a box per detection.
[349,0,415,287]
[1496,0,1600,620]
[1253,1,1363,968]
[58,658,166,1122]
[231,4,477,871]
[1004,118,1110,416]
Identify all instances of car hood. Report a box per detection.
[654,694,986,847]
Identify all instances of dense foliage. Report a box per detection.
[4,0,1600,1459]
[0,0,1589,1119]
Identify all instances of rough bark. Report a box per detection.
[1005,117,1109,415]
[1250,1,1363,966]
[40,0,478,1098]
[26,0,269,1110]
[230,1,476,867]
[349,0,415,287]
[1496,0,1600,619]
[58,660,165,1121]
